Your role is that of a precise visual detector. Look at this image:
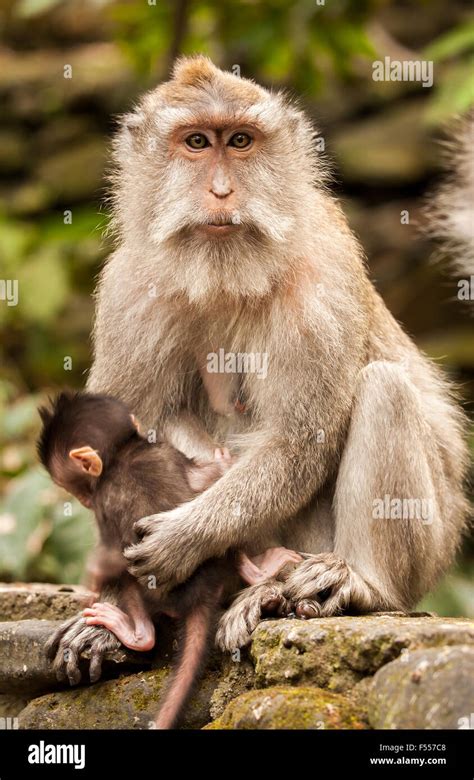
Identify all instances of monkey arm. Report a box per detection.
[163,410,220,461]
[124,358,356,594]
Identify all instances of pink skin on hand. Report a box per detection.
[213,446,235,474]
[238,547,303,586]
[83,603,156,652]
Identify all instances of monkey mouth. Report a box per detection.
[198,219,241,237]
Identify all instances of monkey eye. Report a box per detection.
[228,132,252,149]
[185,133,210,150]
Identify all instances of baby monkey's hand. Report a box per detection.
[238,547,303,586]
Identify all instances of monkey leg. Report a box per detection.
[285,360,449,617]
[83,602,156,652]
[46,614,123,685]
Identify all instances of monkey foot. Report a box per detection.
[84,603,156,652]
[46,613,124,685]
[283,553,354,617]
[216,580,290,652]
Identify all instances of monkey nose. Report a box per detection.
[209,186,234,199]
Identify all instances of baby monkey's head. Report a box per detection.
[37,391,140,507]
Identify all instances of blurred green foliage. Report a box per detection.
[0,380,94,583]
[110,0,376,92]
[424,20,474,121]
[0,0,472,615]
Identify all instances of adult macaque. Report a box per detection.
[50,57,468,657]
[38,391,299,728]
[429,112,474,278]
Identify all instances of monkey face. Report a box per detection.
[111,57,326,301]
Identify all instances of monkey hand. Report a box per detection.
[46,613,124,685]
[124,506,206,596]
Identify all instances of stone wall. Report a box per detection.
[1,584,473,730]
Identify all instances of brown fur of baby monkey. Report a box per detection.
[37,390,240,729]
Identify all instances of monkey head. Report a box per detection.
[111,56,327,303]
[37,391,139,507]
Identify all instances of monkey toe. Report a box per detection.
[88,631,121,683]
[260,596,281,613]
[295,599,321,619]
[216,608,252,652]
[65,654,82,687]
[260,592,290,616]
[89,652,104,684]
[45,614,79,662]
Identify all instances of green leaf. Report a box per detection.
[426,59,474,124]
[424,22,474,61]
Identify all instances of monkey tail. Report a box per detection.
[154,585,222,730]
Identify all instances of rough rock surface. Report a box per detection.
[250,614,474,691]
[19,669,218,730]
[0,584,473,730]
[367,645,474,729]
[206,686,367,730]
[0,619,150,695]
[0,583,94,622]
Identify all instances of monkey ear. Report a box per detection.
[130,414,141,433]
[69,447,103,478]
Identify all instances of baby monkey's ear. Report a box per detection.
[131,414,141,432]
[69,446,103,477]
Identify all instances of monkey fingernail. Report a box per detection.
[261,597,282,614]
[295,600,320,619]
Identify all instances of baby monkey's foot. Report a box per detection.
[83,603,156,652]
[213,447,234,473]
[238,547,303,586]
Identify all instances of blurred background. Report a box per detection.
[0,0,472,614]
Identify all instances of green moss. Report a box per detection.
[205,686,367,730]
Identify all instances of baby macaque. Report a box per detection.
[37,391,300,728]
